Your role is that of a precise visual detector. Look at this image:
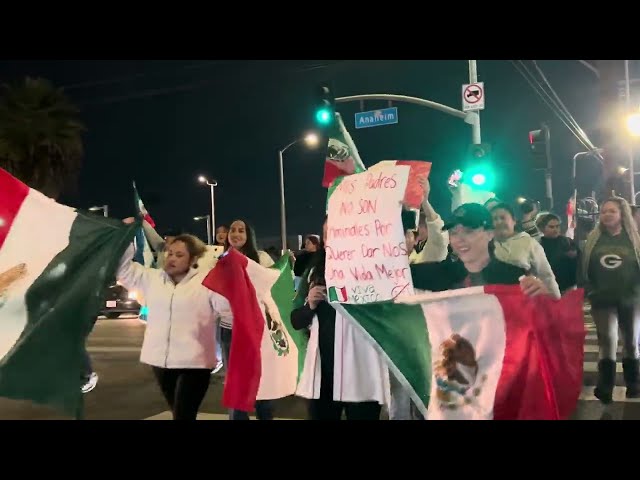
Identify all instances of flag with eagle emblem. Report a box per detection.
[202,248,306,412]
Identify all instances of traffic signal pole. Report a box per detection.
[334,61,482,146]
[625,60,636,203]
[335,93,480,143]
[469,60,481,145]
[543,123,553,210]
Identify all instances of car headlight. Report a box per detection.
[128,290,138,300]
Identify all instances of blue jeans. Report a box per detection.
[219,327,273,420]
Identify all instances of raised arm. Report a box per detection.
[412,177,449,263]
[142,219,166,252]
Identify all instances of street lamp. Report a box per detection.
[278,132,320,253]
[194,215,212,245]
[626,112,640,137]
[198,175,218,236]
[89,205,109,217]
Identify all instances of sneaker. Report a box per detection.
[82,372,99,394]
[212,360,223,375]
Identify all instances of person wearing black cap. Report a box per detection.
[410,203,549,296]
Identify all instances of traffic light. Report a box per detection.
[463,143,495,190]
[315,83,335,127]
[529,125,550,170]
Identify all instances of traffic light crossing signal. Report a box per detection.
[315,83,335,127]
[464,143,495,189]
[529,125,550,170]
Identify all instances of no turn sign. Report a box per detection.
[462,82,485,112]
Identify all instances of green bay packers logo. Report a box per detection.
[600,254,622,269]
[265,311,289,356]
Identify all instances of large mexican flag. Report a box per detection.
[336,285,584,420]
[0,168,137,417]
[323,112,366,193]
[202,248,307,412]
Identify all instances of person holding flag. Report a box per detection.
[410,203,549,295]
[117,220,225,420]
[218,219,276,420]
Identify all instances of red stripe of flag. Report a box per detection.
[485,285,584,420]
[0,169,29,251]
[143,213,155,228]
[202,248,264,412]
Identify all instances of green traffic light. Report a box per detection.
[315,108,332,125]
[463,164,495,191]
[471,173,486,186]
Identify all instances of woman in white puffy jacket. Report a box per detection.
[118,220,228,420]
[489,203,561,299]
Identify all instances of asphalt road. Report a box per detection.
[0,316,309,420]
[1,314,639,420]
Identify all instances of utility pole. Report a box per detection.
[469,60,481,145]
[596,60,627,199]
[625,60,635,203]
[542,123,553,210]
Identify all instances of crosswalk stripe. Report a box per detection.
[584,361,623,373]
[580,386,640,403]
[145,410,298,420]
[584,345,621,353]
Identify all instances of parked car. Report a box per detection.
[101,281,141,319]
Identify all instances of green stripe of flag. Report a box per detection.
[271,254,307,384]
[339,302,431,414]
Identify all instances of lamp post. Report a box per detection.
[198,176,218,236]
[278,132,319,253]
[89,205,109,217]
[194,215,212,245]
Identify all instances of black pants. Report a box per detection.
[82,349,93,381]
[152,367,212,420]
[219,327,274,420]
[309,397,381,420]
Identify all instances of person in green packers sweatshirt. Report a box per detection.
[581,196,640,404]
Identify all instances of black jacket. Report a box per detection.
[410,256,526,292]
[539,236,578,293]
[291,272,335,399]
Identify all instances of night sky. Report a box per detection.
[0,60,610,246]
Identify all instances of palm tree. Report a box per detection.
[0,77,85,199]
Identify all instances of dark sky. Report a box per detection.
[0,60,606,245]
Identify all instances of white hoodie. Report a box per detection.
[117,245,229,369]
[492,232,561,299]
[408,214,449,264]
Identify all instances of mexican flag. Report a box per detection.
[336,285,584,420]
[0,168,137,417]
[370,161,432,209]
[202,248,307,412]
[323,112,366,189]
[132,181,155,268]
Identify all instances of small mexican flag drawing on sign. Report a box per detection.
[328,286,348,302]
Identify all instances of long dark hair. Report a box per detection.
[308,216,327,287]
[225,219,260,263]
